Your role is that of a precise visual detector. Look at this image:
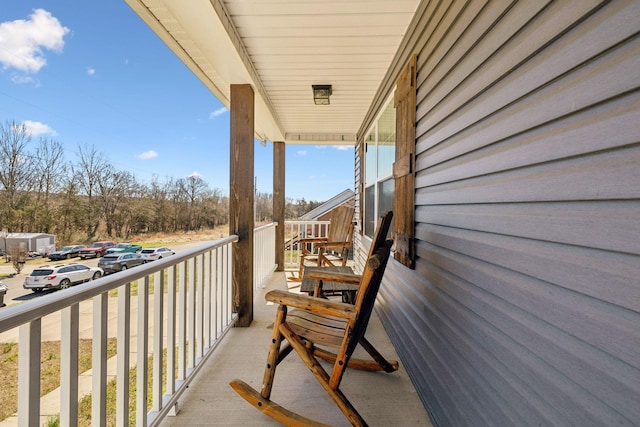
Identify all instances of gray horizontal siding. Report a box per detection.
[373,0,640,426]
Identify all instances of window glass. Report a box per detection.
[364,131,376,186]
[363,97,395,237]
[377,102,396,178]
[378,179,394,219]
[364,185,375,237]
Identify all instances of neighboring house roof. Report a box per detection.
[6,233,55,239]
[299,189,355,220]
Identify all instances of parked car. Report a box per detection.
[98,253,144,274]
[140,247,176,262]
[79,241,116,259]
[23,263,103,292]
[0,281,7,307]
[105,242,142,255]
[48,245,86,261]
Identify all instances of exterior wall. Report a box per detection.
[358,1,640,426]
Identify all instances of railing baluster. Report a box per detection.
[152,271,164,413]
[178,261,187,381]
[166,265,177,397]
[187,258,196,370]
[115,283,130,427]
[136,276,149,427]
[212,248,224,340]
[225,243,232,324]
[60,303,79,426]
[93,292,109,427]
[195,254,203,355]
[18,319,41,427]
[204,250,211,348]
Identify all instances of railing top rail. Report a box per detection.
[0,235,239,334]
[285,220,331,225]
[254,222,278,232]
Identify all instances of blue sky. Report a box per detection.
[0,2,354,202]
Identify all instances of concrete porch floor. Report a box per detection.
[158,270,433,426]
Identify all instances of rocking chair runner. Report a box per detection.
[230,211,397,426]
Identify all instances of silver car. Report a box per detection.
[23,263,103,292]
[98,253,144,274]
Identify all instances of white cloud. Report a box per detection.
[87,67,96,76]
[0,9,69,74]
[11,74,36,84]
[297,150,307,156]
[135,150,158,160]
[209,107,227,119]
[333,145,352,151]
[22,120,55,136]
[188,171,202,179]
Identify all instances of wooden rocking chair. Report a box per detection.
[230,211,397,426]
[292,205,355,281]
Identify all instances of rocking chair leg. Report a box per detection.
[280,323,369,427]
[359,336,398,373]
[261,305,287,398]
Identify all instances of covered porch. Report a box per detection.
[0,222,430,426]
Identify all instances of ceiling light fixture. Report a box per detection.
[312,85,332,105]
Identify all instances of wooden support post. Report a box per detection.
[273,141,285,271]
[230,84,255,327]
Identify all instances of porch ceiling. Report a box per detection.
[125,0,420,145]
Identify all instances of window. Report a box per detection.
[364,100,396,237]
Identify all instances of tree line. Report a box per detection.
[0,120,322,245]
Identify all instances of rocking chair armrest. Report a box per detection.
[298,237,329,244]
[265,290,357,320]
[315,241,352,250]
[304,270,361,285]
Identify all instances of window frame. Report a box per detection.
[362,95,396,239]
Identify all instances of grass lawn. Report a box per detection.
[0,339,117,422]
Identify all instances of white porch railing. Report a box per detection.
[283,220,331,267]
[0,220,334,425]
[253,222,277,289]
[0,235,241,427]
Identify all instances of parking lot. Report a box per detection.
[0,241,201,308]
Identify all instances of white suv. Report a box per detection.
[140,247,175,262]
[23,263,103,292]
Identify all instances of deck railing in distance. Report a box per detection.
[283,220,331,268]
[0,235,239,427]
[253,222,277,289]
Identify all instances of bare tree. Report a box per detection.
[55,179,84,244]
[255,191,273,223]
[147,177,171,232]
[201,187,226,228]
[0,119,234,240]
[74,145,111,238]
[0,121,35,230]
[29,138,67,232]
[98,169,136,237]
[184,175,209,230]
